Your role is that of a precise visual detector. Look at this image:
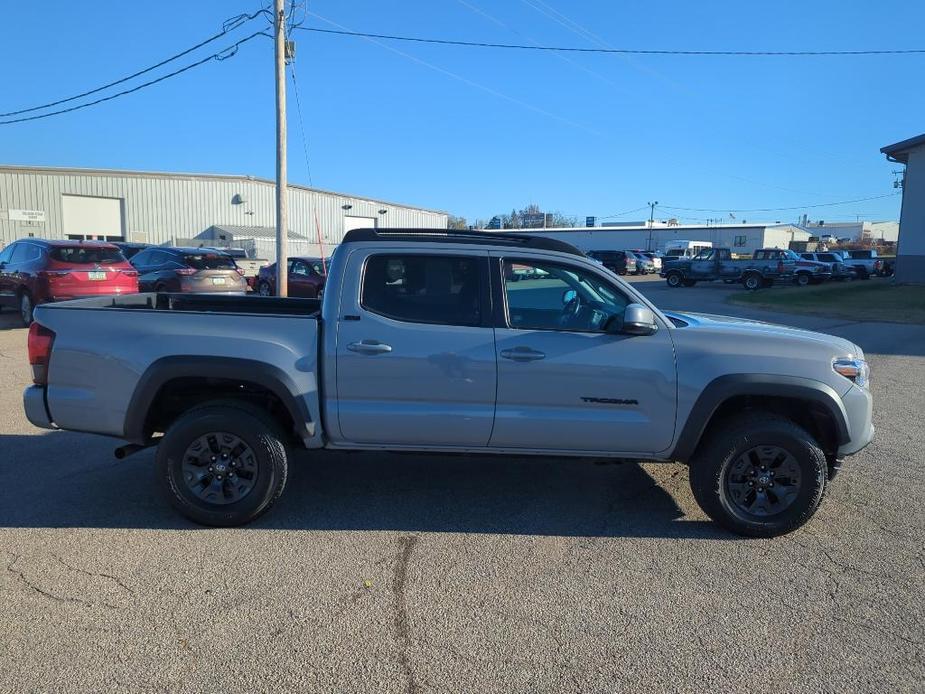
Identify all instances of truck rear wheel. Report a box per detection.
[156,401,289,526]
[666,272,683,288]
[688,413,827,537]
[795,272,811,287]
[742,273,761,291]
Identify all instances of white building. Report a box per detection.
[0,165,447,260]
[800,221,899,243]
[882,134,925,284]
[489,223,810,256]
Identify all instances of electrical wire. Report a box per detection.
[0,10,270,118]
[659,192,901,213]
[295,26,925,56]
[598,205,649,219]
[0,32,268,125]
[289,63,313,187]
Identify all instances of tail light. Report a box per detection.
[874,260,882,271]
[28,322,56,385]
[777,260,784,273]
[236,267,246,276]
[176,267,197,276]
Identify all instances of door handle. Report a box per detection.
[347,340,393,355]
[500,347,545,362]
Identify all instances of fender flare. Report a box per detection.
[670,374,850,462]
[123,356,313,444]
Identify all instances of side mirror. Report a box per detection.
[621,303,658,336]
[562,289,577,305]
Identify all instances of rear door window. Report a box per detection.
[362,254,482,327]
[49,246,125,264]
[183,253,236,270]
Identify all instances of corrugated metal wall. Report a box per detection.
[0,168,447,248]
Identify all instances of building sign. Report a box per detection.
[486,216,502,230]
[9,209,46,223]
[586,216,596,227]
[522,212,546,229]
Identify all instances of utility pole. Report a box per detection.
[274,0,288,297]
[647,200,658,251]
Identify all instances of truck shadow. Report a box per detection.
[0,432,727,539]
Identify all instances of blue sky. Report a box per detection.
[0,1,921,224]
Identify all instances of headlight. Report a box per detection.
[833,358,869,388]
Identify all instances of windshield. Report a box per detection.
[49,246,125,264]
[183,253,237,270]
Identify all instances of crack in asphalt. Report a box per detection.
[6,553,117,610]
[53,555,136,595]
[393,535,421,694]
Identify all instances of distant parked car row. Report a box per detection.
[586,249,662,275]
[0,237,327,325]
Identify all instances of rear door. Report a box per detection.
[490,253,677,454]
[333,248,497,446]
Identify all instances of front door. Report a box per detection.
[490,254,677,454]
[334,249,496,446]
[688,249,717,279]
[288,259,316,298]
[0,243,16,308]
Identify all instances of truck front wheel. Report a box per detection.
[666,272,684,288]
[688,413,827,537]
[742,274,761,291]
[156,401,289,526]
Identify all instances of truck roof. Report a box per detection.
[342,227,584,257]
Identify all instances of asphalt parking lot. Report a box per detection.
[1,283,924,693]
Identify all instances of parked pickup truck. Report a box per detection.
[753,248,832,286]
[660,247,793,290]
[23,229,874,537]
[841,249,884,279]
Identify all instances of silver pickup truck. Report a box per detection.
[23,229,874,537]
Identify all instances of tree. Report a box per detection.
[447,214,468,230]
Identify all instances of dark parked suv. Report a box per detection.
[129,247,247,293]
[255,257,327,297]
[586,250,636,275]
[0,239,138,324]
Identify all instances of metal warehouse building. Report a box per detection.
[494,223,811,256]
[0,165,447,260]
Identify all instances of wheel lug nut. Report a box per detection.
[748,481,754,486]
[217,474,223,480]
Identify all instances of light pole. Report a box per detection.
[274,0,288,297]
[647,201,658,251]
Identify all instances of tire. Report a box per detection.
[156,400,289,527]
[257,281,273,296]
[795,272,811,287]
[682,279,697,287]
[666,272,683,288]
[689,413,828,537]
[743,273,761,291]
[19,292,34,326]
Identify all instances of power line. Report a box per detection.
[599,205,649,219]
[0,10,270,118]
[659,192,901,213]
[0,32,268,125]
[295,26,925,57]
[289,63,313,187]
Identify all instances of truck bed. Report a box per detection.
[33,292,322,445]
[54,292,321,317]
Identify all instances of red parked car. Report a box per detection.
[0,239,138,324]
[255,257,327,298]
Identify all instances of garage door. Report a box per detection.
[344,216,376,234]
[62,195,124,240]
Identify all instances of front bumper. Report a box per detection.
[23,385,55,430]
[837,384,874,457]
